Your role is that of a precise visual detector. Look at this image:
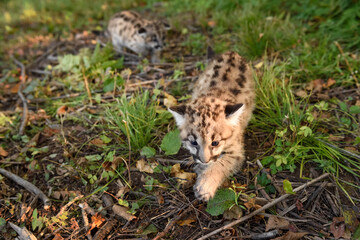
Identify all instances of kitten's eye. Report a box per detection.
[211,141,219,146]
[151,35,157,41]
[190,140,198,146]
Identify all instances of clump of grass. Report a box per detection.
[182,33,207,56]
[105,91,171,153]
[252,60,360,202]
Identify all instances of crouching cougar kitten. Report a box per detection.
[169,52,255,201]
[107,11,170,63]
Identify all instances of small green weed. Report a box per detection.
[105,91,172,153]
[182,33,207,56]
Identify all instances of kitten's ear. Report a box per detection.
[225,103,244,126]
[168,105,186,126]
[138,27,147,37]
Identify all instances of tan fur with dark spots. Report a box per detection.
[169,52,255,201]
[107,11,169,63]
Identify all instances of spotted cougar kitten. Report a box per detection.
[169,52,255,201]
[107,11,170,63]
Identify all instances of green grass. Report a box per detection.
[104,91,172,153]
[252,60,360,201]
[1,0,360,208]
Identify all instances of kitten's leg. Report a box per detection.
[194,152,244,201]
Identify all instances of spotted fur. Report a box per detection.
[169,52,255,201]
[107,11,170,63]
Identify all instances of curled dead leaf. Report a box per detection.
[112,205,136,221]
[330,217,345,239]
[295,90,308,98]
[90,213,105,230]
[223,205,243,220]
[90,138,105,147]
[177,218,196,226]
[0,146,9,157]
[266,215,290,231]
[136,159,158,174]
[306,79,324,93]
[163,92,178,108]
[56,105,68,116]
[207,20,216,27]
[11,83,20,94]
[170,163,196,188]
[324,78,336,88]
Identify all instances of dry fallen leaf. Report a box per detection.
[207,20,216,27]
[306,79,324,93]
[90,138,105,147]
[254,61,264,69]
[266,215,290,231]
[328,134,345,142]
[70,218,80,231]
[171,163,196,188]
[10,83,20,94]
[177,218,196,226]
[0,146,9,157]
[90,213,106,229]
[56,105,68,116]
[223,205,243,220]
[136,159,158,174]
[295,199,303,211]
[163,92,178,108]
[295,90,308,98]
[273,231,308,240]
[324,78,336,88]
[330,217,345,239]
[112,205,136,221]
[243,197,262,211]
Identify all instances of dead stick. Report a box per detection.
[56,194,83,218]
[334,41,359,87]
[0,168,51,209]
[9,222,37,240]
[197,173,330,240]
[82,66,93,105]
[153,205,193,240]
[11,56,28,135]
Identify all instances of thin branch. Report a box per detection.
[0,168,51,209]
[197,173,330,240]
[11,55,28,135]
[9,222,37,240]
[334,41,359,87]
[317,138,360,161]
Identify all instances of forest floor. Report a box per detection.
[0,0,360,239]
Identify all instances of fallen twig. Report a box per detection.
[81,207,92,240]
[251,229,279,239]
[0,168,51,209]
[93,219,117,240]
[9,222,37,240]
[56,194,84,218]
[197,173,330,240]
[153,204,194,240]
[334,41,359,87]
[11,56,28,135]
[317,138,360,161]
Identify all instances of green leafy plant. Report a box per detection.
[160,129,181,155]
[257,172,276,194]
[206,188,236,216]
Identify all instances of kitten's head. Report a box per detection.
[138,21,171,52]
[169,98,245,164]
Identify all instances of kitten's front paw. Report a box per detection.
[194,176,219,201]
